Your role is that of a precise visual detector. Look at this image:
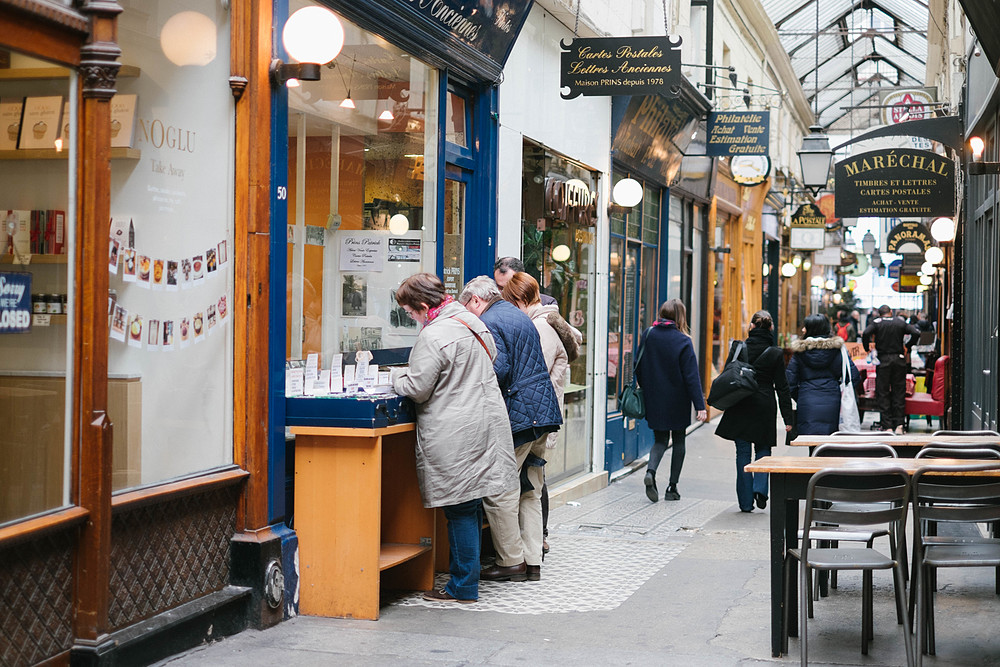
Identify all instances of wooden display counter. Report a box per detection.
[290,422,435,620]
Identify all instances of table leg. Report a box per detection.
[770,472,787,657]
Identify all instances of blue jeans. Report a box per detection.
[442,498,483,600]
[735,439,770,511]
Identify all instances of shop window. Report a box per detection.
[445,91,468,149]
[667,195,683,301]
[108,1,235,490]
[284,8,439,374]
[0,54,75,524]
[520,142,596,481]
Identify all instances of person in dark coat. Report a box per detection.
[715,310,794,512]
[459,276,562,583]
[786,314,862,435]
[635,299,707,503]
[862,304,921,434]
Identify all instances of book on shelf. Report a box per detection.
[3,209,65,255]
[18,95,62,150]
[0,97,23,151]
[4,209,30,255]
[110,94,137,149]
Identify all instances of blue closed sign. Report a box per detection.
[0,271,32,333]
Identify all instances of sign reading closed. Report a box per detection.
[834,148,956,218]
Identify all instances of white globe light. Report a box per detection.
[832,293,843,304]
[925,246,945,264]
[792,255,802,267]
[919,274,933,285]
[810,276,825,288]
[551,244,571,262]
[825,279,836,290]
[921,262,935,275]
[930,217,955,243]
[160,12,218,67]
[780,262,797,277]
[283,7,344,65]
[803,260,812,271]
[612,178,643,207]
[762,263,770,276]
[388,214,409,235]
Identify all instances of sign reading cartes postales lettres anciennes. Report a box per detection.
[706,111,770,156]
[834,148,956,218]
[560,36,681,99]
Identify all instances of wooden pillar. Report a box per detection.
[71,1,121,660]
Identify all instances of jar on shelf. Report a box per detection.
[32,294,46,313]
[46,294,62,315]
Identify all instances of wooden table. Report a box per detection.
[789,434,1000,454]
[744,455,1000,657]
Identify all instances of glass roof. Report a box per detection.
[761,0,930,130]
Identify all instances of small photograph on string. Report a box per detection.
[162,320,174,350]
[110,304,127,341]
[122,248,137,282]
[152,259,165,291]
[137,255,151,288]
[206,303,216,334]
[217,240,227,265]
[179,317,191,348]
[147,319,159,350]
[206,247,217,273]
[127,313,142,348]
[109,239,120,275]
[193,311,204,342]
[192,254,205,284]
[166,260,178,291]
[217,295,228,324]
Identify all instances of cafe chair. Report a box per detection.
[931,430,1000,437]
[784,466,913,666]
[905,355,950,430]
[911,462,1000,665]
[916,446,1000,460]
[832,430,897,436]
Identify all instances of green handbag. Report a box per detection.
[619,327,651,419]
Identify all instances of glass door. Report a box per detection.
[442,167,468,299]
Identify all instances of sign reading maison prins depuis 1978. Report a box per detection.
[559,36,682,99]
[834,148,956,218]
[706,111,769,156]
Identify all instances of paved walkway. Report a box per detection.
[159,416,1000,666]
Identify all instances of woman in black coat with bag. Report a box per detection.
[715,310,794,512]
[786,314,862,435]
[635,299,708,503]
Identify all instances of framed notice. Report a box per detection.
[109,94,137,148]
[0,97,23,150]
[340,234,385,272]
[18,96,62,150]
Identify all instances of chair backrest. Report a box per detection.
[912,463,1000,528]
[929,355,950,401]
[916,447,1000,460]
[813,442,898,458]
[802,467,910,556]
[831,430,896,436]
[932,430,1000,437]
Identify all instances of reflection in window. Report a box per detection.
[445,92,467,148]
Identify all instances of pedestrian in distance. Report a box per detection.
[786,313,862,435]
[715,310,794,513]
[494,256,557,306]
[862,304,921,434]
[635,299,708,502]
[834,309,857,342]
[390,273,517,604]
[460,276,562,583]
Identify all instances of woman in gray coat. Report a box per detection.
[392,273,517,603]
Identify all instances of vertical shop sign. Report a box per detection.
[0,271,32,333]
[706,111,769,156]
[560,36,682,99]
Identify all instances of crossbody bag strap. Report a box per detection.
[633,326,654,369]
[450,316,491,356]
[840,345,851,387]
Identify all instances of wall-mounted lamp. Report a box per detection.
[824,278,836,290]
[791,255,802,268]
[802,259,812,271]
[551,244,571,262]
[682,63,739,87]
[271,7,344,88]
[780,262,797,278]
[810,276,825,288]
[388,214,409,235]
[608,177,643,215]
[921,261,936,275]
[919,274,933,286]
[860,230,877,255]
[930,216,955,243]
[968,136,1000,175]
[797,125,834,195]
[870,251,883,270]
[925,246,945,265]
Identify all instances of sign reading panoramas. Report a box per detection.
[560,36,682,99]
[706,111,769,156]
[834,148,956,218]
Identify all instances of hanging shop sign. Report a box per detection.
[729,155,771,186]
[879,88,937,125]
[706,111,769,156]
[543,177,598,225]
[0,271,32,334]
[789,203,826,250]
[560,36,682,99]
[834,148,957,218]
[612,94,699,184]
[885,220,933,254]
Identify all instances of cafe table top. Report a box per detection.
[746,454,1000,475]
[787,434,1000,448]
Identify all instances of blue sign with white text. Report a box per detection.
[707,111,770,156]
[0,271,31,334]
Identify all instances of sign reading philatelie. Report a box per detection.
[0,271,32,334]
[560,36,682,99]
[707,111,770,156]
[834,148,957,218]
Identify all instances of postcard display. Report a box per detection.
[284,15,438,407]
[107,3,235,487]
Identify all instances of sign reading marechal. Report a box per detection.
[560,36,682,99]
[706,111,769,156]
[834,148,957,218]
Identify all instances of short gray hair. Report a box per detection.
[458,276,500,304]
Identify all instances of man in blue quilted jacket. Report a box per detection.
[460,276,562,582]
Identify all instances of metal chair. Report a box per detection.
[912,462,1000,665]
[832,430,897,436]
[783,466,914,666]
[916,447,1000,460]
[931,430,1000,437]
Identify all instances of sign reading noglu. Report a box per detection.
[560,36,682,99]
[706,111,769,156]
[834,148,956,218]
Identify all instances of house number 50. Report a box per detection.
[276,186,287,200]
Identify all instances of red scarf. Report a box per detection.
[425,295,455,324]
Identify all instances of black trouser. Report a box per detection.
[876,354,908,429]
[648,429,686,486]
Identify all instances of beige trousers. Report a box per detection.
[482,434,547,567]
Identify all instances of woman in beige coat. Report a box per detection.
[391,273,516,603]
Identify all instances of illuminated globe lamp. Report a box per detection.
[271,6,345,87]
[611,178,643,210]
[388,214,409,235]
[810,276,825,289]
[925,246,945,265]
[780,262,797,278]
[551,244,571,262]
[161,11,218,67]
[919,274,933,286]
[930,217,955,243]
[824,279,836,290]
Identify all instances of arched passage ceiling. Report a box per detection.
[761,0,930,131]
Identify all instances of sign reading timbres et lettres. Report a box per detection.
[706,111,769,156]
[560,36,682,99]
[834,148,956,218]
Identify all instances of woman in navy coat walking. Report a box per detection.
[635,299,707,502]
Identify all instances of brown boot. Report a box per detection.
[480,561,527,582]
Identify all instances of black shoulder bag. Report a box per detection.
[707,340,760,410]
